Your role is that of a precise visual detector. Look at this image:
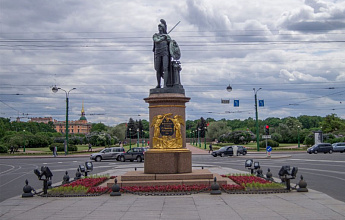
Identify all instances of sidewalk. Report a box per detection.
[1,165,345,220]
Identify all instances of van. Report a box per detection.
[307,143,333,154]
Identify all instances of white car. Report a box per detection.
[332,142,345,153]
[90,147,125,162]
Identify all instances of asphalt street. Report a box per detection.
[0,152,344,203]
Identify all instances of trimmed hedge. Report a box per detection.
[259,139,279,148]
[0,145,8,153]
[49,143,78,152]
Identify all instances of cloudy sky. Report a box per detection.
[1,0,344,126]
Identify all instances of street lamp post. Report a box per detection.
[191,131,194,145]
[129,128,132,150]
[204,127,207,149]
[297,125,300,148]
[198,128,201,148]
[52,86,76,155]
[23,130,26,153]
[142,130,145,147]
[253,88,262,152]
[137,128,139,147]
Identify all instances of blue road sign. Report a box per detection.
[259,100,264,107]
[266,146,272,152]
[234,100,239,107]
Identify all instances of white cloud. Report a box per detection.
[0,0,344,125]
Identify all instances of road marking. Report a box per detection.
[0,164,15,175]
[0,165,38,187]
[289,159,345,163]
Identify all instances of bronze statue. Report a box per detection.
[153,19,182,89]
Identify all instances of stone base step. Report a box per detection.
[105,169,234,188]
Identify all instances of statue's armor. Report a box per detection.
[153,33,170,72]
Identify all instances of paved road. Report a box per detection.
[1,151,344,203]
[0,157,123,202]
[193,151,345,203]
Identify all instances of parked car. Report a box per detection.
[90,147,125,162]
[307,143,333,154]
[117,147,148,162]
[212,145,247,157]
[332,142,345,153]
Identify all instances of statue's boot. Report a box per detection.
[156,72,161,88]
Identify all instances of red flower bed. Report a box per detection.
[221,184,245,191]
[64,177,108,188]
[87,186,111,194]
[225,175,270,185]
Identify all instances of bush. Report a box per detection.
[49,143,78,152]
[303,135,314,146]
[259,139,279,148]
[0,145,8,153]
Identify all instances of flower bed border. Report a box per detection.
[37,174,289,197]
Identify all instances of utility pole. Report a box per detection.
[254,88,262,152]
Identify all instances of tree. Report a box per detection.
[91,122,107,132]
[138,119,144,138]
[321,114,345,133]
[109,123,126,141]
[206,121,231,141]
[278,117,302,143]
[126,118,136,138]
[198,117,207,138]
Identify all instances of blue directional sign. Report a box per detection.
[266,146,272,152]
[259,100,264,107]
[234,100,239,107]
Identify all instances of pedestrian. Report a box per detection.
[209,143,213,153]
[88,143,92,152]
[53,146,57,157]
[10,146,14,154]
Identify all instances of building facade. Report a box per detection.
[53,102,92,134]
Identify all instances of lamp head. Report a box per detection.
[52,86,59,93]
[85,161,93,171]
[245,159,253,168]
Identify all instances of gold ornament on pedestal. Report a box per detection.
[151,113,184,149]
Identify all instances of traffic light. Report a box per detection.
[265,125,270,135]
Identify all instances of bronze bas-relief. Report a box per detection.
[151,113,184,149]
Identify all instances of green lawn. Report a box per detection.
[211,142,306,151]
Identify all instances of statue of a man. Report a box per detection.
[153,19,171,88]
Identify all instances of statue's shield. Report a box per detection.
[169,40,181,60]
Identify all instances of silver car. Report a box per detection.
[332,142,345,153]
[90,147,125,162]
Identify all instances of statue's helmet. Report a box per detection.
[158,19,167,34]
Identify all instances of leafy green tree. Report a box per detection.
[228,130,254,144]
[109,123,126,141]
[206,121,231,141]
[91,122,107,132]
[138,119,144,138]
[321,114,345,133]
[297,115,323,129]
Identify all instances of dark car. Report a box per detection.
[212,145,247,157]
[307,143,333,154]
[332,142,345,153]
[90,147,125,162]
[117,147,148,162]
